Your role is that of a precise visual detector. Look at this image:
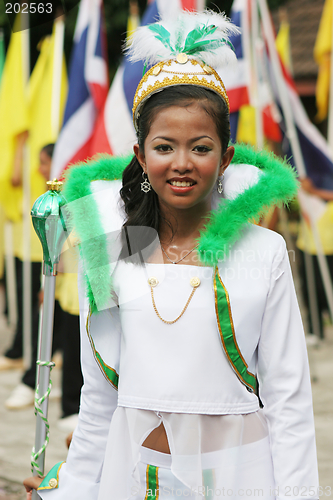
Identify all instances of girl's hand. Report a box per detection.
[66,431,74,449]
[24,476,43,500]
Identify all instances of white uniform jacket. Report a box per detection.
[37,147,319,500]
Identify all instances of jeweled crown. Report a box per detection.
[126,10,239,132]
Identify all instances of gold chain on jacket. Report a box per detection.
[148,276,201,324]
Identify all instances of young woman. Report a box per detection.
[25,11,319,500]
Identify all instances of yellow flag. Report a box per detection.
[28,23,68,210]
[0,16,29,221]
[0,206,5,278]
[236,105,256,146]
[14,22,68,262]
[276,20,292,74]
[314,0,332,122]
[127,0,140,45]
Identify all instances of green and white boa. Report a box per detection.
[62,143,298,312]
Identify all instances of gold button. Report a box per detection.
[148,277,159,287]
[203,65,213,75]
[152,65,162,76]
[176,53,188,64]
[48,478,58,488]
[190,277,201,288]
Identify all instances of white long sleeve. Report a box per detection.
[257,240,319,500]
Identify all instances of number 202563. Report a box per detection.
[5,2,52,14]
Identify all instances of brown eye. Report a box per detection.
[155,145,172,152]
[194,145,211,153]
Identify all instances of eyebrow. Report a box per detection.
[150,135,214,142]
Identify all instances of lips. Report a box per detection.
[167,177,196,187]
[170,180,194,187]
[167,177,196,194]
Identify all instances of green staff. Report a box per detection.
[30,179,67,499]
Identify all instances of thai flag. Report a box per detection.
[89,0,200,157]
[51,0,108,179]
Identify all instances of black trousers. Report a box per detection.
[22,301,83,418]
[5,258,41,359]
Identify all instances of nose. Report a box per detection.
[171,149,193,173]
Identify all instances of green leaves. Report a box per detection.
[147,20,235,57]
[183,24,217,52]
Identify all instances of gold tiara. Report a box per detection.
[132,55,229,132]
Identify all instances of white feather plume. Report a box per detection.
[126,10,240,69]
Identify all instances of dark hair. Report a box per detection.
[119,86,230,257]
[41,143,55,159]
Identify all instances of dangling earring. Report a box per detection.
[217,173,224,194]
[141,171,151,193]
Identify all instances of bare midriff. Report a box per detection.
[142,424,171,454]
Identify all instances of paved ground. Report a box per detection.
[0,284,332,499]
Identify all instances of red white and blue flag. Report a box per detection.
[51,0,108,179]
[219,0,250,115]
[278,64,333,189]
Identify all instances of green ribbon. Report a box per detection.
[214,267,257,394]
[145,465,159,500]
[95,351,119,389]
[86,310,119,389]
[31,360,55,476]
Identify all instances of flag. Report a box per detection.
[50,0,109,180]
[0,29,4,277]
[314,0,332,122]
[226,0,333,191]
[10,21,68,262]
[0,28,5,274]
[269,18,333,188]
[0,29,5,82]
[242,0,333,189]
[221,0,281,144]
[0,15,29,222]
[275,19,292,74]
[28,23,68,204]
[126,1,140,46]
[87,0,199,158]
[236,105,257,145]
[279,72,333,189]
[218,0,250,117]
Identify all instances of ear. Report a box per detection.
[219,146,234,176]
[133,143,146,173]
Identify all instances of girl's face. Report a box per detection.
[134,103,234,214]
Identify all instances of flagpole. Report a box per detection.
[22,14,32,369]
[328,0,333,154]
[51,15,65,138]
[257,0,333,327]
[251,0,264,149]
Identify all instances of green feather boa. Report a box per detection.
[62,144,298,312]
